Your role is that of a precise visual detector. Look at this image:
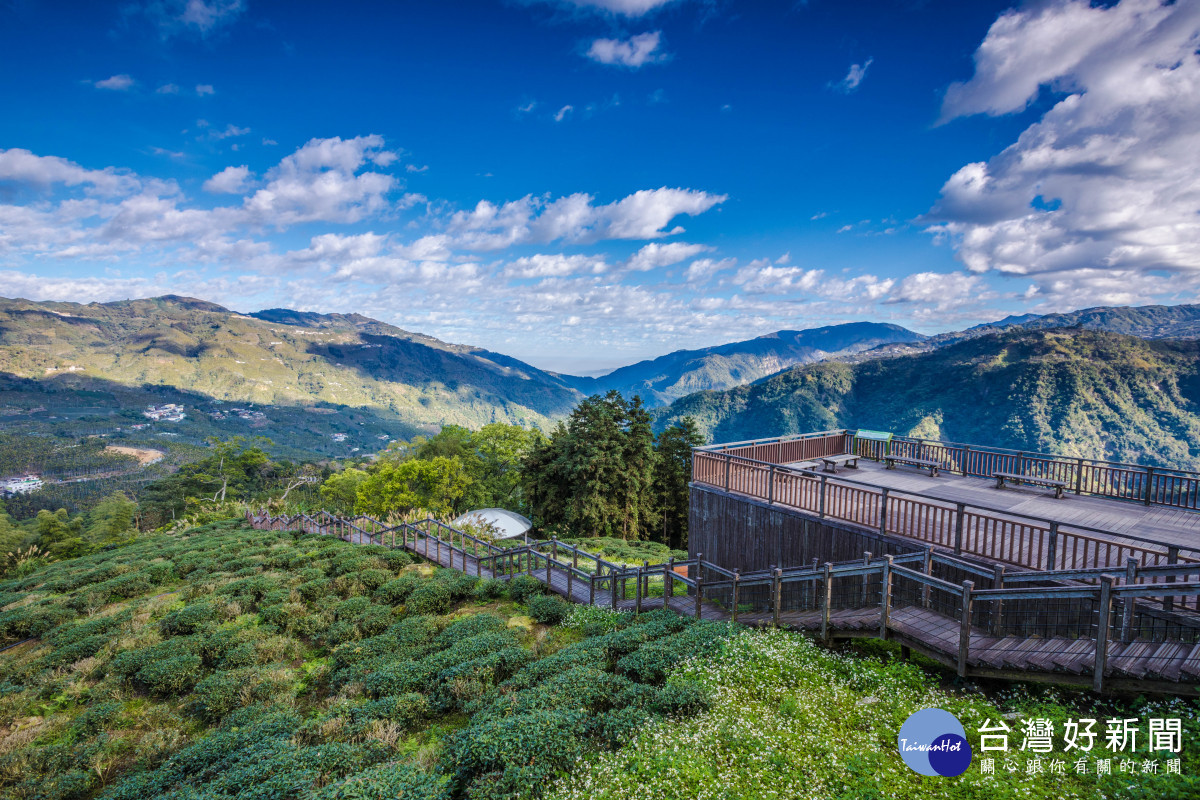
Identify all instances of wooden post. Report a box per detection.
[879,488,889,535]
[922,547,933,609]
[1046,523,1059,571]
[643,560,650,599]
[1144,467,1154,506]
[634,567,643,614]
[767,465,775,504]
[1075,458,1084,495]
[724,455,731,490]
[861,551,872,607]
[1094,576,1114,693]
[589,573,595,606]
[567,560,574,601]
[731,570,740,622]
[953,504,965,555]
[820,563,832,641]
[958,580,974,678]
[992,565,1005,637]
[611,572,618,610]
[818,475,827,518]
[665,559,675,610]
[879,555,893,639]
[771,567,782,626]
[961,445,970,477]
[695,577,704,619]
[1121,557,1138,642]
[546,549,552,586]
[1166,547,1179,612]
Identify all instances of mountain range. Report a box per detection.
[559,322,924,406]
[652,328,1200,469]
[4,295,1200,464]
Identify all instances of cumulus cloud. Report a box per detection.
[156,83,180,94]
[586,31,666,67]
[505,253,610,278]
[447,187,726,249]
[94,74,134,91]
[0,149,139,196]
[625,241,710,271]
[927,0,1200,287]
[202,165,253,194]
[832,58,872,93]
[196,84,215,96]
[240,135,398,227]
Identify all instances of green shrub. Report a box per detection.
[527,595,569,625]
[135,653,202,695]
[356,569,393,591]
[472,578,505,600]
[311,761,449,800]
[406,583,452,616]
[298,578,332,601]
[374,575,422,606]
[507,575,543,603]
[159,601,218,636]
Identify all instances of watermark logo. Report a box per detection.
[898,708,973,777]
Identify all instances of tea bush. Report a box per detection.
[526,595,569,625]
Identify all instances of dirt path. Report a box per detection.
[104,445,164,465]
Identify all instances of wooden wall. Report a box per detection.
[688,483,921,572]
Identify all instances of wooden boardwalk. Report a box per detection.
[251,510,1200,695]
[804,459,1200,553]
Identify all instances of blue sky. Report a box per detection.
[1,0,1198,373]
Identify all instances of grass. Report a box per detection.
[546,628,1200,800]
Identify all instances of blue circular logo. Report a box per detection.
[898,708,972,777]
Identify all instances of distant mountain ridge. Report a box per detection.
[653,328,1200,469]
[0,295,582,432]
[560,322,926,406]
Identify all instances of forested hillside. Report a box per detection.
[654,329,1200,469]
[565,322,924,406]
[0,296,581,434]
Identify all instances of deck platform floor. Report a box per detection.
[783,458,1200,553]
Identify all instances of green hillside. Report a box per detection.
[654,329,1200,469]
[0,296,582,446]
[565,322,924,406]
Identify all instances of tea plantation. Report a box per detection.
[0,519,735,800]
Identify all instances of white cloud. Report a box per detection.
[446,187,726,250]
[139,0,246,37]
[406,164,429,173]
[196,84,215,96]
[586,31,666,68]
[552,0,682,16]
[0,148,138,196]
[505,253,609,278]
[202,165,253,194]
[927,0,1200,288]
[156,83,180,94]
[207,123,250,140]
[240,135,399,227]
[625,241,710,271]
[554,105,574,122]
[684,256,736,284]
[832,58,872,93]
[95,74,134,91]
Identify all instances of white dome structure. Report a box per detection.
[451,508,532,541]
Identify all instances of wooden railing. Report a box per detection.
[693,434,1200,576]
[701,430,1200,510]
[247,509,1200,692]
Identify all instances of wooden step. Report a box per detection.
[1144,641,1189,682]
[1049,638,1096,674]
[1107,640,1156,679]
[1178,643,1200,680]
